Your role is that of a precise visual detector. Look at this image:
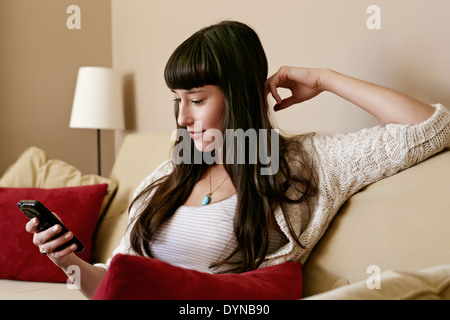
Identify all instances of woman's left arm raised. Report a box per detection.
[267,66,450,201]
[266,66,435,125]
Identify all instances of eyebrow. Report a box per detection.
[171,88,206,94]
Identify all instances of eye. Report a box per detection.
[192,99,204,105]
[173,98,181,103]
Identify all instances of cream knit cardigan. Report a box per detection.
[98,104,450,270]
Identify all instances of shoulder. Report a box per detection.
[128,160,174,221]
[282,132,319,174]
[133,160,174,198]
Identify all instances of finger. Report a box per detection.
[25,218,40,233]
[32,224,62,246]
[43,231,74,254]
[274,96,299,112]
[271,88,282,105]
[265,73,282,102]
[48,243,77,260]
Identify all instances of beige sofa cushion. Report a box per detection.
[0,279,85,300]
[305,264,450,300]
[0,146,117,217]
[302,149,450,297]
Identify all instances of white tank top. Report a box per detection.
[149,194,288,273]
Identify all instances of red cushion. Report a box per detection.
[0,184,107,283]
[92,254,303,300]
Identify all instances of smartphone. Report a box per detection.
[17,200,85,253]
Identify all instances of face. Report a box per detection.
[173,85,226,152]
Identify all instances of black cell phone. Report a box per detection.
[17,200,85,253]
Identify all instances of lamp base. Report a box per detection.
[97,129,101,176]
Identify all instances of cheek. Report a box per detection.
[211,113,225,130]
[202,108,224,130]
[211,100,226,129]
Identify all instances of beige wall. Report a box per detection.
[2,1,449,176]
[0,0,114,176]
[111,0,450,148]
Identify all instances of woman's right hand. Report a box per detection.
[26,215,107,299]
[25,217,78,267]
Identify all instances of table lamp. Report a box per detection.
[69,67,125,175]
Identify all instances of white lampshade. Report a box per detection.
[70,67,125,130]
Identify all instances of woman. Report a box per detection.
[26,21,450,298]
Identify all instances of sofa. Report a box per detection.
[0,132,449,300]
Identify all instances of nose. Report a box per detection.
[177,102,192,127]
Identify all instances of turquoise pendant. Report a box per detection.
[202,193,211,205]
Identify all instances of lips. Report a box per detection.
[188,130,205,139]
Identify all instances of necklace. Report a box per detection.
[202,169,229,206]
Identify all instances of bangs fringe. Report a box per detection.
[164,33,220,90]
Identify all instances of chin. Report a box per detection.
[193,141,208,152]
[193,140,216,153]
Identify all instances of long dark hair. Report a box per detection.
[129,21,317,273]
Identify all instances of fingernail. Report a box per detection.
[32,218,39,224]
[53,225,60,232]
[65,232,73,239]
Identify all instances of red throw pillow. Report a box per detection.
[0,184,107,283]
[92,254,303,300]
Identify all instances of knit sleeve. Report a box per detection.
[310,104,450,206]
